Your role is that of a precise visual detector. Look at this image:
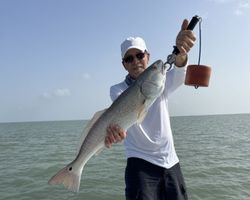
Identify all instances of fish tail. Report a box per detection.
[48,163,82,193]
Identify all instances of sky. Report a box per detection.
[1,0,250,122]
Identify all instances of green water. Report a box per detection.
[1,114,250,200]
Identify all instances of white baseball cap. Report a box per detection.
[120,37,148,58]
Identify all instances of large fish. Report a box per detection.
[48,60,167,192]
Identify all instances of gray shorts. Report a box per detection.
[125,157,188,200]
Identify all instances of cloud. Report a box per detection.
[41,88,71,99]
[42,92,52,99]
[209,0,233,3]
[81,73,91,80]
[209,0,250,16]
[54,88,71,97]
[234,0,250,15]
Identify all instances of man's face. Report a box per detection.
[122,48,149,79]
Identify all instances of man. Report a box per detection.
[105,19,196,200]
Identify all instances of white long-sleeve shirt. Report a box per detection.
[110,65,186,169]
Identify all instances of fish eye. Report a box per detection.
[152,64,157,69]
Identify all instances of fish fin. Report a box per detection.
[48,163,83,193]
[76,109,107,154]
[137,100,148,124]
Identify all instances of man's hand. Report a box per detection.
[105,124,126,148]
[175,19,196,67]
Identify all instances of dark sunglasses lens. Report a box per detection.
[124,55,134,63]
[124,52,145,63]
[136,52,145,60]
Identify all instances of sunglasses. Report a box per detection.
[123,52,146,64]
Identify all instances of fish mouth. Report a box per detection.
[153,60,167,75]
[162,63,169,73]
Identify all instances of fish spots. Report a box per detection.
[69,167,72,171]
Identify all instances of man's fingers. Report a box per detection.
[181,19,189,31]
[176,30,196,54]
[105,124,126,147]
[105,137,112,148]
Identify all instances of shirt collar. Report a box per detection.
[125,74,136,86]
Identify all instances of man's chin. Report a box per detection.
[133,70,143,78]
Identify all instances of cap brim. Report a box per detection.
[122,46,147,58]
